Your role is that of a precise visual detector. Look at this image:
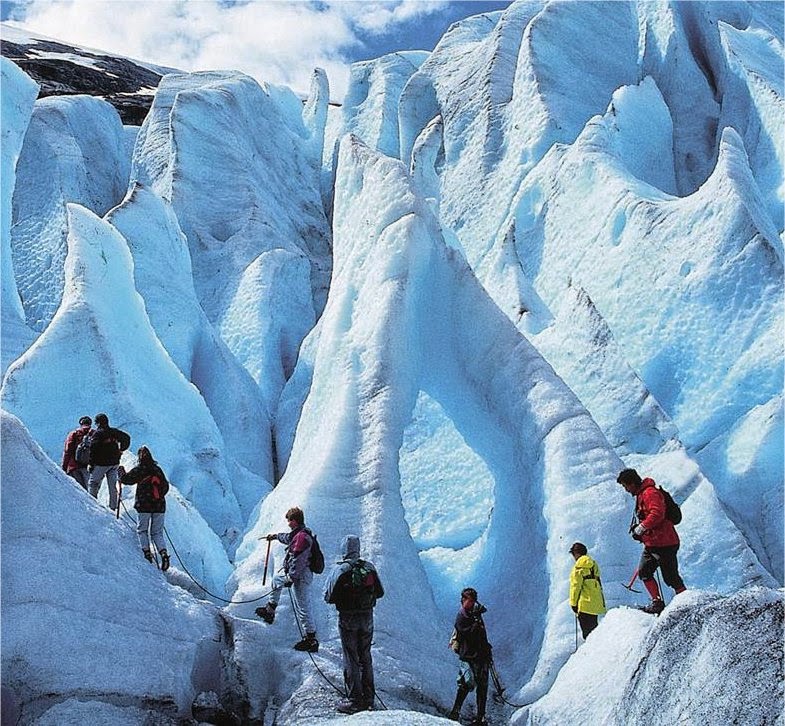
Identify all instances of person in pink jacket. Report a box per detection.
[618,468,686,614]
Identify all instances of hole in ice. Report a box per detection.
[399,391,494,604]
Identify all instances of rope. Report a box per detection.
[121,501,387,709]
[163,526,280,605]
[489,660,531,709]
[286,586,349,699]
[118,500,276,604]
[282,586,389,710]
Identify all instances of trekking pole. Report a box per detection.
[115,482,121,519]
[621,568,641,593]
[574,614,578,652]
[262,538,271,587]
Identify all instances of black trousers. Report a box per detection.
[639,544,685,591]
[577,612,598,639]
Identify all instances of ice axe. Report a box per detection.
[621,568,641,593]
[262,537,272,587]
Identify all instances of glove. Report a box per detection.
[633,524,647,537]
[283,578,293,588]
[266,534,276,541]
[571,605,578,614]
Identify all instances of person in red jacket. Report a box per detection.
[61,416,92,490]
[618,468,686,615]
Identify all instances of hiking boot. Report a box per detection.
[143,549,154,563]
[336,700,362,714]
[470,718,488,726]
[255,603,276,624]
[293,633,319,652]
[448,709,461,721]
[640,598,665,615]
[160,550,170,572]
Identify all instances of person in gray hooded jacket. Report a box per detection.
[324,535,384,714]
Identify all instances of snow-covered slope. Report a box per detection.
[1,0,782,722]
[0,410,223,723]
[516,588,784,726]
[1,204,246,559]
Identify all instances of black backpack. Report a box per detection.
[74,430,94,466]
[659,486,682,525]
[305,529,325,574]
[338,560,379,611]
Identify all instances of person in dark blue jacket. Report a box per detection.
[449,587,492,725]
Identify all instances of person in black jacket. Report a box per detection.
[87,412,130,511]
[449,587,492,725]
[118,446,170,570]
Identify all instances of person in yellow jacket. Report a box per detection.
[569,542,606,639]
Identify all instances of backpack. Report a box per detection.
[74,430,94,466]
[340,560,379,610]
[141,473,168,501]
[659,486,682,525]
[305,529,325,574]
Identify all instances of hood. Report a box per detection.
[341,534,360,562]
[574,554,596,571]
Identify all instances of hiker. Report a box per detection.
[118,446,170,571]
[255,507,319,652]
[449,587,492,726]
[618,468,686,614]
[568,542,606,638]
[61,415,92,490]
[324,534,385,714]
[87,413,131,510]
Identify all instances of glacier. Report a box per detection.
[1,1,783,724]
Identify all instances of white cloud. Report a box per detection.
[3,0,455,101]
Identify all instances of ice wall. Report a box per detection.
[130,70,332,419]
[11,94,130,331]
[0,57,37,375]
[1,204,245,553]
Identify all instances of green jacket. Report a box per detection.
[570,555,606,615]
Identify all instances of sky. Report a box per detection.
[0,0,512,101]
